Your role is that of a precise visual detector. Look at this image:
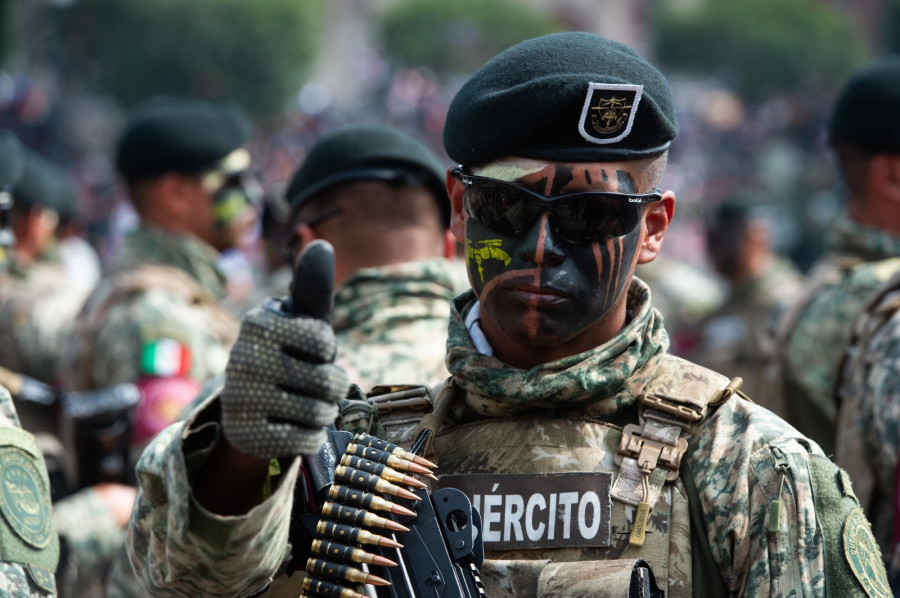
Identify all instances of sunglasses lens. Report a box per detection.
[463,181,643,242]
[556,197,640,241]
[463,182,539,237]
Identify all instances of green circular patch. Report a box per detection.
[0,448,52,548]
[843,508,891,598]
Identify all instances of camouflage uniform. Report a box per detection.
[332,258,455,391]
[834,267,900,584]
[687,257,804,418]
[60,224,238,392]
[125,279,885,597]
[777,217,900,456]
[0,250,88,384]
[0,250,90,436]
[56,224,239,597]
[0,385,59,596]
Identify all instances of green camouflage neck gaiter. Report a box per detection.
[828,216,900,261]
[447,277,668,417]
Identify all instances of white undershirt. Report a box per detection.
[464,300,495,357]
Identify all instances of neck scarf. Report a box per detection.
[446,277,668,417]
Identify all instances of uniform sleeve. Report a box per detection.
[836,310,900,584]
[90,287,230,389]
[690,399,890,596]
[126,397,300,597]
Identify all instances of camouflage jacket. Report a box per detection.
[58,225,238,392]
[125,279,886,597]
[0,385,59,596]
[777,217,900,456]
[0,250,89,385]
[835,268,900,583]
[687,257,805,418]
[332,258,456,391]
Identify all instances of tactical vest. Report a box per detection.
[63,264,239,392]
[413,354,739,598]
[834,267,900,559]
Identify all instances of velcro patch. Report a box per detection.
[843,508,891,598]
[578,83,643,145]
[440,472,611,550]
[0,448,52,548]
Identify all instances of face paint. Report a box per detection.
[467,161,646,349]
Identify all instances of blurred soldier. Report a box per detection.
[0,129,61,596]
[125,33,885,597]
[687,196,804,417]
[283,122,456,392]
[0,147,88,390]
[59,96,255,485]
[815,59,900,585]
[777,60,900,458]
[55,97,256,596]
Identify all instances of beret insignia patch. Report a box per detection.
[843,508,891,598]
[0,448,52,548]
[578,83,643,145]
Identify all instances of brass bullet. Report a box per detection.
[311,539,397,567]
[353,433,438,469]
[315,520,404,549]
[339,455,428,489]
[307,558,391,587]
[328,484,417,517]
[335,466,422,501]
[301,576,366,598]
[321,501,410,532]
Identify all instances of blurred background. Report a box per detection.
[1,0,895,305]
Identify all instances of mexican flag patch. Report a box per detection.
[141,338,191,377]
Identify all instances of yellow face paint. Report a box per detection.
[466,238,511,283]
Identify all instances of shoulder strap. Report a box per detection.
[773,255,863,365]
[834,267,900,402]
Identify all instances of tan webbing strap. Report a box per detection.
[613,375,744,547]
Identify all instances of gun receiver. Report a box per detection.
[299,430,485,598]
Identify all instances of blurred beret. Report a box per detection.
[115,96,251,179]
[444,32,679,166]
[829,59,900,153]
[0,130,23,190]
[286,122,450,226]
[13,150,62,212]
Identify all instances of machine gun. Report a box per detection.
[296,429,486,598]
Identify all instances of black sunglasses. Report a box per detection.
[451,167,662,243]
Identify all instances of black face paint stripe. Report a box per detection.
[615,170,638,193]
[550,165,574,196]
[584,169,592,185]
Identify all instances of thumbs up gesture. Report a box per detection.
[221,240,349,459]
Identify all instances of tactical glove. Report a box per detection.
[221,241,349,459]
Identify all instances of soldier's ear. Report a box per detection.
[447,167,466,244]
[637,190,675,264]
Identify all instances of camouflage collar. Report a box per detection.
[446,278,669,417]
[827,217,900,261]
[331,258,457,333]
[113,225,227,300]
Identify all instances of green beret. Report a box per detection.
[444,32,678,165]
[829,59,900,153]
[13,150,60,211]
[285,122,450,226]
[0,130,23,190]
[115,96,251,179]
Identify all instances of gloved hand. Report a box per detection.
[221,240,349,459]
